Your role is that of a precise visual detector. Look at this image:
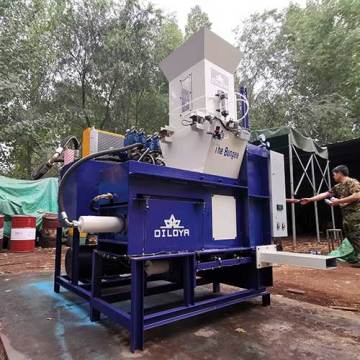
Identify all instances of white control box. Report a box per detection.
[269,151,288,237]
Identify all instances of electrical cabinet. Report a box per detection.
[269,151,288,237]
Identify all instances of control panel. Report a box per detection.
[269,151,288,237]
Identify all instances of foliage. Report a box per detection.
[0,0,183,178]
[0,0,67,178]
[184,5,212,39]
[1,0,359,178]
[235,0,360,144]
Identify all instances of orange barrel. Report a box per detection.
[10,215,36,252]
[0,215,4,249]
[40,213,59,248]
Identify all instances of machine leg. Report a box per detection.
[71,227,80,285]
[54,227,62,293]
[130,260,144,352]
[90,251,103,322]
[262,293,271,306]
[213,282,220,293]
[183,255,195,306]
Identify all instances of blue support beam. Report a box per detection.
[54,227,62,293]
[130,259,145,352]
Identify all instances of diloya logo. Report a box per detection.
[154,214,190,238]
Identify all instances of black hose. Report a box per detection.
[61,135,80,149]
[32,162,52,180]
[58,143,143,223]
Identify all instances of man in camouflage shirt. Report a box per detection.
[300,165,360,267]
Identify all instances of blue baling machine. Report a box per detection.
[54,29,335,352]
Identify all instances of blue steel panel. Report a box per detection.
[236,190,249,247]
[127,161,245,189]
[247,152,270,197]
[126,173,250,252]
[62,160,113,220]
[246,145,271,248]
[248,197,271,246]
[63,145,272,253]
[99,162,130,203]
[143,198,203,253]
[247,143,269,158]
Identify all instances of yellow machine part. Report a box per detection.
[82,127,124,157]
[82,128,91,157]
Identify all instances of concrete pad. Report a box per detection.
[0,273,359,360]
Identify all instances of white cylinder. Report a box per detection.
[78,216,124,233]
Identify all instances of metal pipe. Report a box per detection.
[239,86,249,129]
[138,148,150,162]
[288,140,297,248]
[327,161,336,229]
[244,87,250,129]
[311,154,321,243]
[90,193,114,211]
[293,155,312,195]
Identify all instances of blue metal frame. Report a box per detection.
[86,249,269,352]
[54,145,273,352]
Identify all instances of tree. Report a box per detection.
[234,10,286,130]
[51,0,182,134]
[185,5,211,39]
[0,0,183,178]
[235,0,360,144]
[0,0,67,178]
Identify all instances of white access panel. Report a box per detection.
[269,151,288,237]
[211,195,237,240]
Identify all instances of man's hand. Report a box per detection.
[329,198,340,207]
[300,198,312,205]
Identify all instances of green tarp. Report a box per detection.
[251,126,328,159]
[0,175,58,237]
[329,238,360,263]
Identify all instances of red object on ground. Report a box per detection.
[42,213,59,229]
[10,215,36,252]
[0,215,4,249]
[40,213,59,248]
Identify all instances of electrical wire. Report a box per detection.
[235,92,250,123]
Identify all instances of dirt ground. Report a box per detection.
[0,247,60,275]
[272,263,360,311]
[280,235,340,253]
[0,237,359,312]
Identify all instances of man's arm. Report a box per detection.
[331,192,360,206]
[300,191,331,205]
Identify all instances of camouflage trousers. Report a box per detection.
[343,211,360,255]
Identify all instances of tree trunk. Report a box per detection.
[81,68,91,128]
[25,142,32,179]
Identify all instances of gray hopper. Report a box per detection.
[160,27,241,81]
